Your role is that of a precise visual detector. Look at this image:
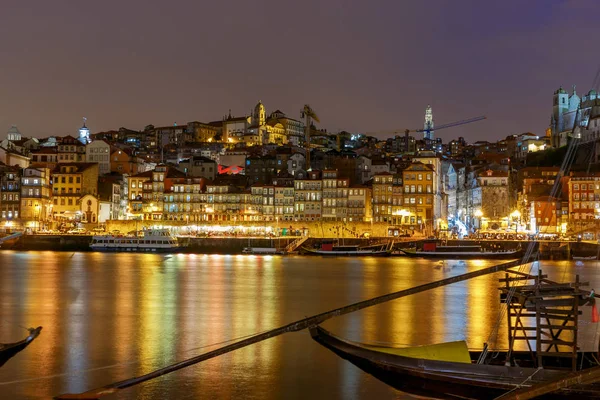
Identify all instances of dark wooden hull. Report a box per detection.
[301,247,391,257]
[0,326,42,368]
[310,325,600,399]
[398,249,523,260]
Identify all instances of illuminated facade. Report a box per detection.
[20,166,52,230]
[294,170,322,221]
[401,163,435,231]
[372,172,393,223]
[51,163,99,222]
[568,173,600,234]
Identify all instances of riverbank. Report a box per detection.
[2,234,599,259]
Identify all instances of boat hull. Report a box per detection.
[310,325,600,399]
[302,247,390,257]
[89,245,179,253]
[0,326,42,368]
[398,249,522,259]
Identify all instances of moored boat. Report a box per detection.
[302,240,391,256]
[398,240,522,259]
[310,325,600,399]
[242,247,286,255]
[90,228,179,253]
[311,270,600,399]
[0,326,42,368]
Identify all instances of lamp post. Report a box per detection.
[510,210,521,234]
[474,209,483,232]
[34,203,40,233]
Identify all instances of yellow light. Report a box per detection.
[474,209,483,217]
[510,210,521,218]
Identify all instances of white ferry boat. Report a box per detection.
[90,228,179,253]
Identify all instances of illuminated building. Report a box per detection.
[401,162,435,232]
[0,166,21,227]
[347,185,371,222]
[58,135,86,162]
[51,163,99,223]
[294,170,322,221]
[85,140,111,175]
[568,173,600,234]
[551,86,600,148]
[127,170,151,218]
[321,170,349,221]
[110,149,141,175]
[477,169,510,230]
[372,172,393,223]
[163,177,206,222]
[20,166,52,230]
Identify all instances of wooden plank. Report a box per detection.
[499,274,547,282]
[54,258,532,399]
[540,339,575,346]
[538,352,577,358]
[513,335,537,340]
[539,324,576,330]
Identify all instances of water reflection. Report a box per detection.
[1,254,600,399]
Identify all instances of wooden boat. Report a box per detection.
[311,271,600,399]
[310,325,600,399]
[397,240,523,259]
[0,326,42,368]
[302,241,391,256]
[399,247,523,259]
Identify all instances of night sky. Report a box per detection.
[1,0,598,143]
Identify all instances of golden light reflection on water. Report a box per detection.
[4,254,600,399]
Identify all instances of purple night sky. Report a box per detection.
[0,0,598,143]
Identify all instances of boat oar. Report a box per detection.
[54,257,533,400]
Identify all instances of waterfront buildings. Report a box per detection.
[5,94,600,238]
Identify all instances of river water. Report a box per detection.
[1,252,600,399]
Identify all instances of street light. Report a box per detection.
[474,209,483,231]
[510,210,521,233]
[34,203,40,233]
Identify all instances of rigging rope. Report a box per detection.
[478,114,583,364]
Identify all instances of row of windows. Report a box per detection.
[573,184,600,190]
[1,211,18,218]
[1,193,19,201]
[53,198,79,206]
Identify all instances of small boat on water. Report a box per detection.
[0,326,42,368]
[302,240,391,256]
[90,228,179,253]
[398,241,522,259]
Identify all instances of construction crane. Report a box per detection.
[367,115,487,151]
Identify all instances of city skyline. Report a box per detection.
[1,1,598,142]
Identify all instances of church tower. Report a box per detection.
[7,125,21,142]
[424,105,434,140]
[253,101,266,127]
[79,117,91,144]
[551,86,569,148]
